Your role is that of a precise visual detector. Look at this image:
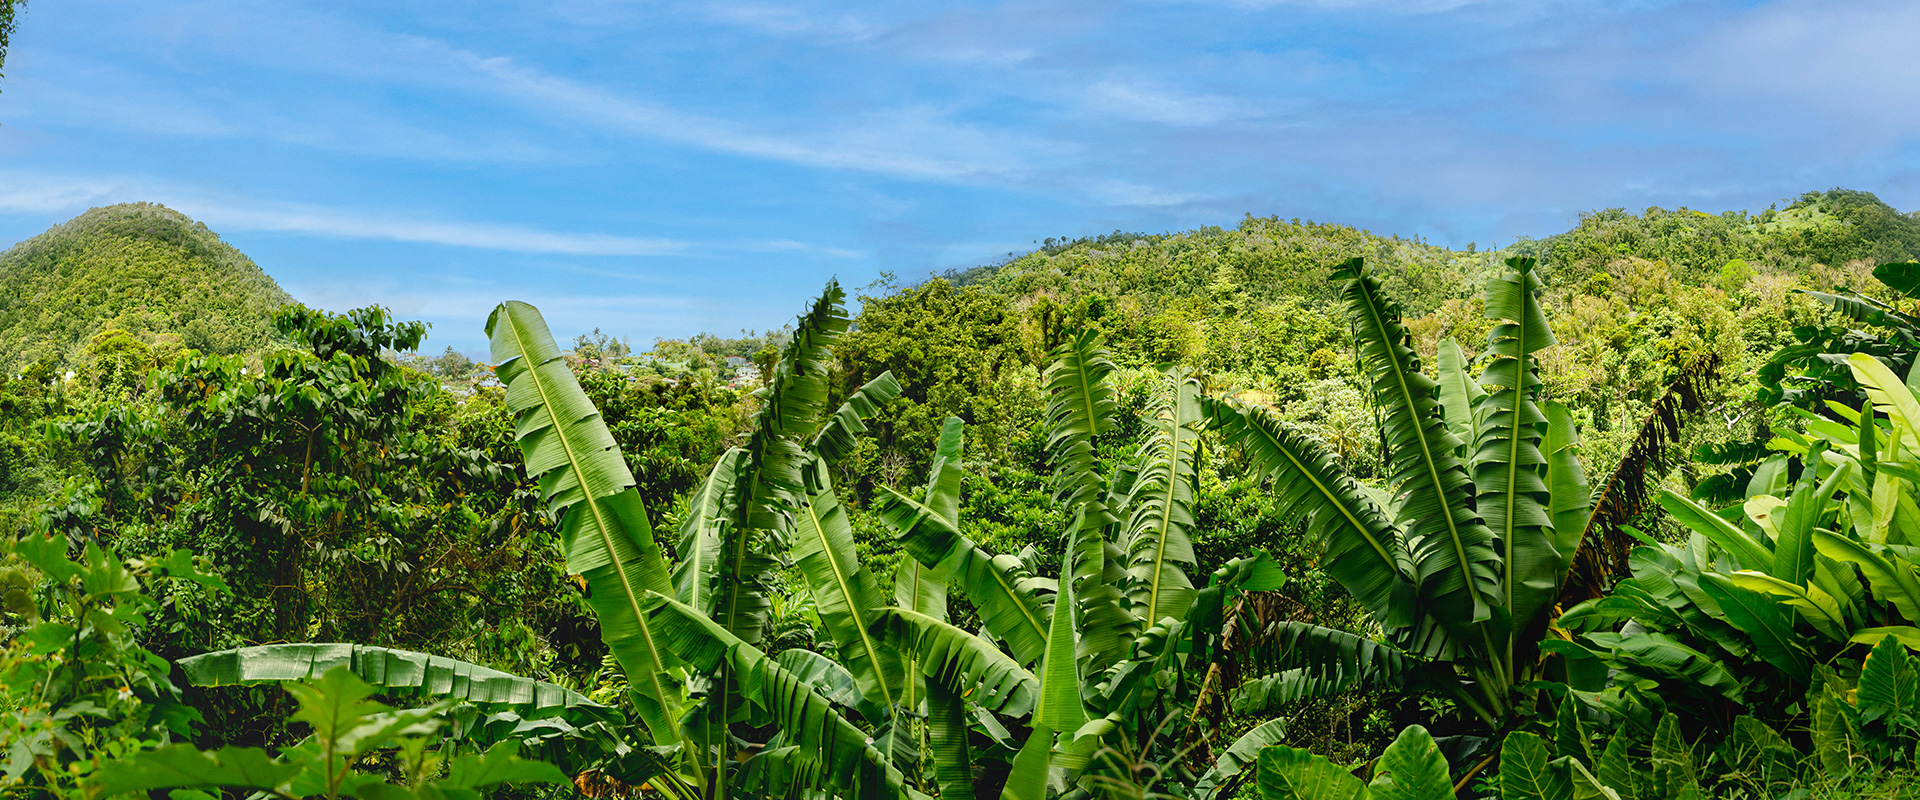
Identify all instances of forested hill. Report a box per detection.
[0,202,293,372]
[957,188,1920,325]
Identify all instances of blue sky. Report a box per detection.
[2,0,1918,354]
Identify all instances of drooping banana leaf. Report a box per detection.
[877,486,1052,666]
[793,460,903,713]
[926,680,976,800]
[1475,257,1558,646]
[1727,570,1849,641]
[811,371,903,465]
[642,593,909,800]
[179,643,615,724]
[487,300,678,741]
[1229,622,1413,713]
[1202,396,1414,628]
[1122,368,1202,626]
[1333,257,1500,633]
[882,607,1039,716]
[776,647,880,723]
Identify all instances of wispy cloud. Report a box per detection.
[461,54,1073,182]
[701,3,883,43]
[0,171,686,256]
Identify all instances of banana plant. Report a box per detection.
[187,283,913,798]
[1202,256,1596,728]
[874,340,1289,800]
[1554,350,1920,718]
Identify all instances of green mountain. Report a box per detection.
[0,202,294,372]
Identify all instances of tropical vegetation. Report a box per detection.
[8,192,1920,798]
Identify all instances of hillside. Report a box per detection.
[0,203,294,371]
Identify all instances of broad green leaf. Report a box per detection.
[487,299,678,741]
[877,486,1052,666]
[1812,684,1857,774]
[1436,338,1485,460]
[1596,735,1634,800]
[1195,718,1288,800]
[1555,691,1592,767]
[1334,257,1499,633]
[1657,491,1774,572]
[91,746,301,796]
[1728,571,1847,641]
[642,593,908,800]
[1122,368,1202,626]
[1649,714,1697,798]
[1475,256,1560,649]
[1813,530,1920,621]
[1002,724,1054,800]
[1859,633,1920,731]
[1500,732,1571,800]
[1255,745,1368,800]
[810,371,902,465]
[674,447,744,615]
[441,743,570,789]
[1852,626,1920,649]
[1775,461,1852,586]
[1697,574,1812,683]
[926,680,975,800]
[715,284,853,646]
[792,461,901,712]
[1566,760,1622,800]
[1850,352,1920,443]
[1544,402,1591,581]
[1229,622,1412,714]
[882,607,1038,716]
[1203,396,1414,628]
[1367,724,1451,800]
[1035,551,1088,733]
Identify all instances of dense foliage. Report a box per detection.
[7,192,1920,797]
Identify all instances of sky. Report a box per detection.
[3,0,1919,355]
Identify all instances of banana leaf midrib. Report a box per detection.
[502,312,670,715]
[1494,296,1534,625]
[1144,388,1196,621]
[1354,281,1479,610]
[798,478,896,711]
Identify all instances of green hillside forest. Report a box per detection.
[9,190,1920,798]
